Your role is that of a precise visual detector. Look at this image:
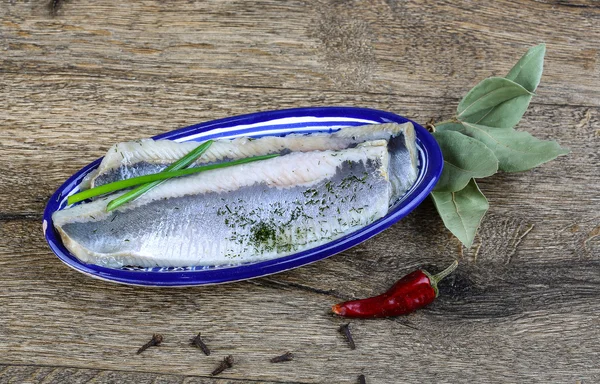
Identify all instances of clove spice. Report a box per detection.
[358,374,366,384]
[50,0,63,15]
[136,334,163,354]
[211,355,234,376]
[270,352,294,363]
[339,323,356,350]
[190,332,211,356]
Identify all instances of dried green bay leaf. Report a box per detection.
[437,122,569,172]
[430,44,560,248]
[432,130,498,192]
[431,179,488,248]
[457,77,533,128]
[506,43,546,92]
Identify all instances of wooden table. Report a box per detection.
[1,1,598,383]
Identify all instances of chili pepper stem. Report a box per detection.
[431,260,459,285]
[425,260,459,297]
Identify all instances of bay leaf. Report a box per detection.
[438,122,569,172]
[432,130,498,192]
[436,123,467,132]
[506,43,545,92]
[431,179,488,248]
[457,77,533,128]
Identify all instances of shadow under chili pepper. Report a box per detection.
[418,263,477,296]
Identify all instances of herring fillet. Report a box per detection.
[53,143,391,268]
[85,123,418,202]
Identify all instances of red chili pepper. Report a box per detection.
[331,261,458,318]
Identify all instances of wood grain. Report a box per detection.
[0,0,599,383]
[0,364,293,384]
[1,0,598,105]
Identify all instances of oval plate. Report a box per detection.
[43,107,443,286]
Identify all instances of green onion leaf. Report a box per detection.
[103,139,215,211]
[67,153,280,206]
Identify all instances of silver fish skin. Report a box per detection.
[84,123,417,202]
[53,142,391,268]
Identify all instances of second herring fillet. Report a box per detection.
[53,143,392,268]
[85,122,418,203]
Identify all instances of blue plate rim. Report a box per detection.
[43,106,443,287]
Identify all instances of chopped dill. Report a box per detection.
[250,222,277,245]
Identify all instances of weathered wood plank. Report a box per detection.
[1,214,599,383]
[0,364,301,384]
[0,0,598,106]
